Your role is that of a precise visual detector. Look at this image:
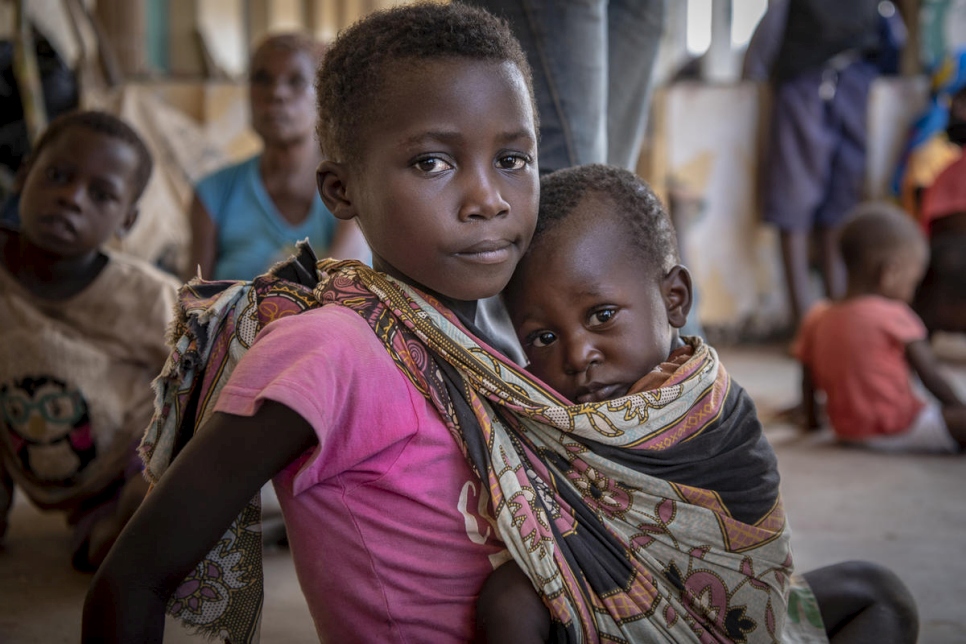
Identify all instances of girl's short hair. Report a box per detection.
[27,110,153,202]
[315,2,535,166]
[534,164,680,277]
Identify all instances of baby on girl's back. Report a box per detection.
[480,164,918,643]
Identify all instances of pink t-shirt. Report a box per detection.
[215,306,507,642]
[794,296,928,440]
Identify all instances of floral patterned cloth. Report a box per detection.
[142,250,826,643]
[315,260,799,643]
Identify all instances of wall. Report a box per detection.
[647,77,931,339]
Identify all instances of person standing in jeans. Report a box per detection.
[461,0,667,175]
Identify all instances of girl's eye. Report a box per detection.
[588,308,617,327]
[528,331,557,348]
[414,157,453,174]
[288,75,308,90]
[496,154,530,171]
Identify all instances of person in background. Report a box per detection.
[460,0,666,175]
[914,86,966,337]
[187,32,368,282]
[744,0,904,329]
[795,202,965,453]
[0,111,179,571]
[892,49,966,223]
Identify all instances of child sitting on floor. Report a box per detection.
[0,111,180,570]
[795,201,966,453]
[485,164,918,643]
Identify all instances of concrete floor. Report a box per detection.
[1,344,964,643]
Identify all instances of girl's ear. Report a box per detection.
[115,206,140,238]
[661,265,693,329]
[317,160,356,221]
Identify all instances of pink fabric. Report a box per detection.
[794,296,928,440]
[215,306,507,643]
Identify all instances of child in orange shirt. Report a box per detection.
[795,202,966,452]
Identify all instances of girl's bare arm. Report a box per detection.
[82,402,317,643]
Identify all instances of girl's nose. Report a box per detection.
[563,334,602,375]
[458,165,509,221]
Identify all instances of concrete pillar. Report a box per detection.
[248,0,271,49]
[305,0,339,42]
[168,0,204,75]
[701,0,735,82]
[94,0,147,76]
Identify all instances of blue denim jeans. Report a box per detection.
[461,0,666,174]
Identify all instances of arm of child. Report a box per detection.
[906,339,966,407]
[82,401,317,644]
[475,560,550,644]
[186,193,218,281]
[802,365,821,430]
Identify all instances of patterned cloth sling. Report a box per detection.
[142,251,825,643]
[140,246,322,643]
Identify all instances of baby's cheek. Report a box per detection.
[528,359,567,397]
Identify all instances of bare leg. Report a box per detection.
[803,560,918,643]
[817,224,846,301]
[780,229,814,327]
[941,406,966,449]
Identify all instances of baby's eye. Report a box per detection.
[89,187,116,204]
[413,157,453,174]
[528,330,557,348]
[496,154,530,171]
[588,308,617,327]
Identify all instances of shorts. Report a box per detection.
[843,402,961,454]
[763,61,878,232]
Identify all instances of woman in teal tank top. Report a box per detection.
[187,33,369,282]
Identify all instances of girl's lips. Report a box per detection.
[454,241,514,265]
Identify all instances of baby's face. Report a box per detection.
[506,199,676,404]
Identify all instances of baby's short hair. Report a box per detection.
[839,201,926,277]
[315,2,534,165]
[534,164,679,276]
[28,110,153,202]
[250,32,325,69]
